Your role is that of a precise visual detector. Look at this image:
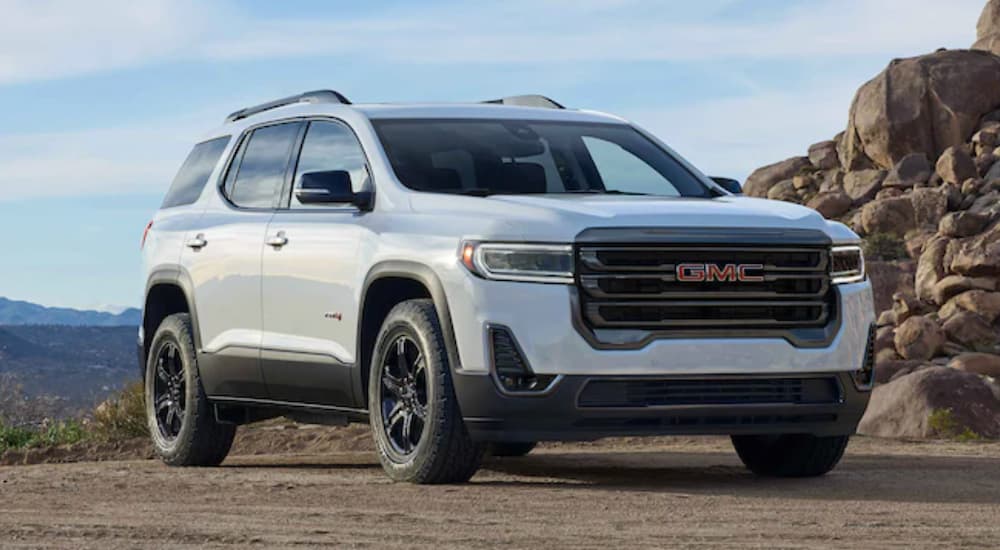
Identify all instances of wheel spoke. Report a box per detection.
[165,406,176,430]
[156,360,170,383]
[155,394,170,413]
[401,411,414,448]
[387,402,406,429]
[412,402,427,420]
[395,338,409,377]
[382,372,405,397]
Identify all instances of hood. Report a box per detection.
[407,193,859,243]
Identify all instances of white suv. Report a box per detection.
[140,91,874,483]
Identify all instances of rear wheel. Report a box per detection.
[145,313,235,466]
[489,442,537,457]
[369,299,485,483]
[731,434,850,477]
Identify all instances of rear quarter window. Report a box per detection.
[161,137,230,209]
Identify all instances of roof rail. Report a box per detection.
[482,95,565,109]
[224,90,352,123]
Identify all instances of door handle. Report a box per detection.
[186,234,207,250]
[266,232,288,248]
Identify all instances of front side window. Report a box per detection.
[372,119,710,197]
[228,122,302,208]
[162,137,230,208]
[291,121,369,208]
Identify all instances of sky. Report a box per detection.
[0,0,985,311]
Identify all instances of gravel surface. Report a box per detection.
[1,435,999,548]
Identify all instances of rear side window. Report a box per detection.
[161,137,230,208]
[228,122,302,208]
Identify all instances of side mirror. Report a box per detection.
[710,177,742,195]
[297,170,373,210]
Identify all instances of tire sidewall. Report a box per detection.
[369,315,444,478]
[145,316,199,461]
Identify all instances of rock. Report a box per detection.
[962,178,984,195]
[939,290,1000,323]
[875,188,903,201]
[987,160,1000,181]
[744,156,811,198]
[904,229,933,260]
[808,140,839,170]
[977,153,997,176]
[844,169,886,204]
[884,153,931,188]
[860,197,914,235]
[939,211,989,238]
[942,312,1000,353]
[818,170,845,193]
[766,179,799,202]
[910,187,948,228]
[949,221,1000,277]
[915,236,949,303]
[877,309,897,327]
[931,275,998,304]
[874,359,923,385]
[868,260,916,317]
[875,325,895,351]
[806,192,852,219]
[791,174,814,190]
[936,146,979,185]
[891,291,926,324]
[974,0,1000,55]
[840,50,1000,170]
[858,366,1000,438]
[973,128,999,149]
[949,353,1000,378]
[894,315,945,361]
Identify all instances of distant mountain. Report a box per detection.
[0,297,140,327]
[0,325,138,415]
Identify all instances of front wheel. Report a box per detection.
[731,434,850,477]
[145,313,236,466]
[369,299,485,483]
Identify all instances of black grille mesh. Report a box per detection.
[578,377,841,408]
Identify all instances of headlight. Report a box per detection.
[460,242,574,283]
[831,245,865,284]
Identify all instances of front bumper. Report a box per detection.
[455,371,870,442]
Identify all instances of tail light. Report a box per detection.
[141,221,154,249]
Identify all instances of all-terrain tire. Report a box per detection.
[369,299,485,484]
[731,434,850,477]
[489,442,537,457]
[145,313,236,466]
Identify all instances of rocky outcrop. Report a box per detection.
[974,0,1000,55]
[743,156,811,198]
[858,366,1000,439]
[839,50,1000,171]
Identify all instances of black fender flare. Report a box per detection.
[357,261,463,401]
[143,265,203,361]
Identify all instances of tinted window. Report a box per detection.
[372,119,709,197]
[291,121,369,208]
[229,122,302,208]
[161,137,230,208]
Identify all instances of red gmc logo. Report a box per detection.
[676,263,765,282]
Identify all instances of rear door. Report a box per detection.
[184,121,304,399]
[260,120,369,406]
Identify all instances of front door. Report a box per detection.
[261,120,369,406]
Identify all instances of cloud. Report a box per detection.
[0,0,984,84]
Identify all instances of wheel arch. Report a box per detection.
[142,267,202,379]
[356,261,462,407]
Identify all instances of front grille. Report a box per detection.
[578,377,842,408]
[577,244,833,331]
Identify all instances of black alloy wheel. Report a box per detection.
[379,335,429,457]
[152,342,187,441]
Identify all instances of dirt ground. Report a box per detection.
[2,426,1000,549]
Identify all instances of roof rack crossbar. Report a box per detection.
[482,95,565,109]
[225,90,352,123]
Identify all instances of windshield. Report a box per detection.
[372,119,712,197]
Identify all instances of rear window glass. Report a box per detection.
[162,137,230,208]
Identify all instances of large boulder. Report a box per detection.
[938,211,990,237]
[974,0,1000,55]
[949,353,1000,378]
[744,156,811,198]
[910,187,949,228]
[858,366,1000,439]
[843,169,886,203]
[949,221,1000,276]
[883,153,931,188]
[942,312,1000,353]
[860,196,914,235]
[839,50,1000,170]
[936,146,979,185]
[894,315,945,360]
[931,274,998,304]
[915,236,950,303]
[806,191,852,219]
[938,289,1000,323]
[867,260,916,314]
[808,140,839,170]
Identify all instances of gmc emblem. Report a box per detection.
[676,263,764,282]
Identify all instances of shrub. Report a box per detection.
[89,382,148,441]
[928,408,983,442]
[0,419,87,452]
[863,232,909,261]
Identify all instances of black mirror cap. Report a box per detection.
[710,177,743,195]
[297,170,364,206]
